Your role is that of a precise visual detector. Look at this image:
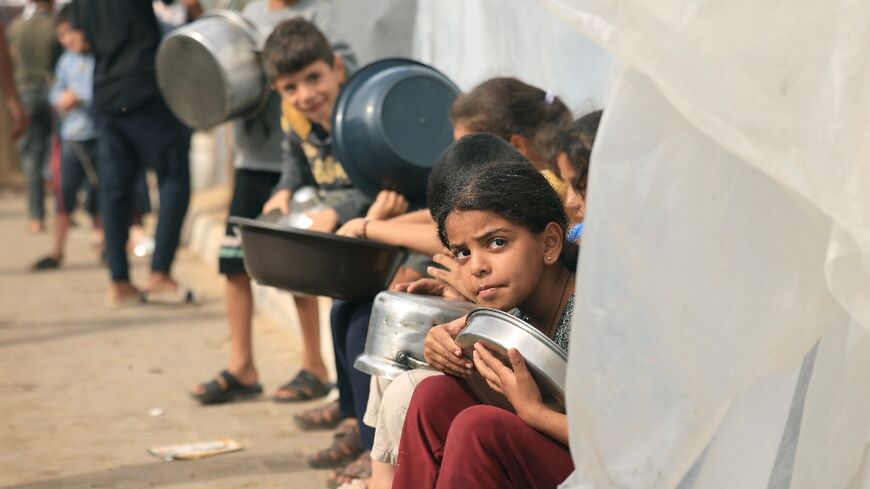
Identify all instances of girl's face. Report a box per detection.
[445,210,562,311]
[557,152,585,223]
[56,23,87,53]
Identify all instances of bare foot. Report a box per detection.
[143,272,179,294]
[105,281,142,307]
[28,219,44,234]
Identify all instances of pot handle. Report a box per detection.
[396,351,429,370]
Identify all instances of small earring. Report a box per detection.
[546,256,551,263]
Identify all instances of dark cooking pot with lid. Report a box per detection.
[229,217,407,302]
[332,58,459,206]
[455,308,568,413]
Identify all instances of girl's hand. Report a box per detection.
[423,316,473,377]
[427,252,475,302]
[336,217,365,238]
[366,190,409,221]
[56,89,79,112]
[392,277,465,301]
[262,189,292,215]
[472,343,544,422]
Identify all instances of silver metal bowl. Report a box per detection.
[354,291,475,379]
[455,308,568,413]
[156,10,268,129]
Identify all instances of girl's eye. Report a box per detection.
[488,238,507,249]
[307,73,321,83]
[453,249,470,260]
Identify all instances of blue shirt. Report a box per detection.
[50,51,97,141]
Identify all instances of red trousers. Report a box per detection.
[392,375,574,489]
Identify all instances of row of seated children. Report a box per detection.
[318,95,600,487]
[276,77,579,487]
[362,114,598,489]
[179,13,599,489]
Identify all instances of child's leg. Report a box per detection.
[436,406,573,489]
[293,294,329,382]
[392,375,479,488]
[225,273,257,384]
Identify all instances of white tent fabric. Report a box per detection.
[412,0,612,111]
[534,1,870,488]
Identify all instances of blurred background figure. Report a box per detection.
[6,0,57,233]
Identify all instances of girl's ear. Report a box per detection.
[509,134,531,158]
[542,222,564,265]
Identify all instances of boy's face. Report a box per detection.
[56,22,88,53]
[273,58,345,129]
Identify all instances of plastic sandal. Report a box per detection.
[30,256,60,272]
[273,369,334,402]
[328,451,372,488]
[294,399,345,431]
[191,369,263,405]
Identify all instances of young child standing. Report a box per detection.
[31,6,98,271]
[191,8,357,404]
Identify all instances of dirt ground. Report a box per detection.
[0,191,342,488]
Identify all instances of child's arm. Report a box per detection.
[263,136,313,214]
[473,344,569,445]
[48,56,67,109]
[338,218,441,255]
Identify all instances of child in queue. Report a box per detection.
[361,134,577,489]
[391,142,577,489]
[31,6,99,271]
[546,110,602,242]
[191,17,366,403]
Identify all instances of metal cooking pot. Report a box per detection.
[229,217,407,301]
[455,308,568,413]
[332,58,459,205]
[259,186,328,229]
[354,291,475,380]
[156,10,268,129]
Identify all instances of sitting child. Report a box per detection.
[391,146,578,489]
[546,110,602,241]
[366,135,578,489]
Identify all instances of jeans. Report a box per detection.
[97,96,191,282]
[331,300,375,450]
[18,90,52,220]
[58,139,99,217]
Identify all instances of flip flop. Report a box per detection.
[273,369,334,403]
[30,256,60,272]
[142,287,197,305]
[104,291,146,309]
[191,369,263,405]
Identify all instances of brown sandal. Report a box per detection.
[328,451,371,488]
[308,422,364,469]
[294,399,345,431]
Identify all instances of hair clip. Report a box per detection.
[544,91,556,104]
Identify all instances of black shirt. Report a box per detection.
[70,0,162,114]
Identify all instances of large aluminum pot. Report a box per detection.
[229,217,407,302]
[354,291,475,380]
[455,308,568,413]
[260,186,328,229]
[156,10,268,129]
[332,58,459,206]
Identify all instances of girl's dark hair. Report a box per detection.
[542,110,602,195]
[261,18,335,83]
[427,133,529,218]
[433,140,579,271]
[449,77,572,166]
